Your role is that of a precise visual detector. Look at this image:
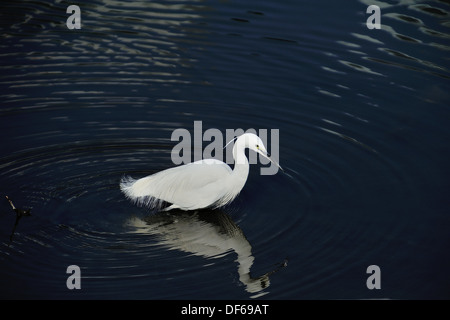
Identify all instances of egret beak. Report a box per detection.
[257,149,283,172]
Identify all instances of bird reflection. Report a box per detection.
[126,209,287,297]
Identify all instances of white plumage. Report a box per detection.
[120,133,281,211]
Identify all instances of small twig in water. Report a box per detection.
[5,195,31,242]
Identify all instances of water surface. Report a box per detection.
[1,0,449,299]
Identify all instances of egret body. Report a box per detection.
[120,133,281,211]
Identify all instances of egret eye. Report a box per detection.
[256,144,259,149]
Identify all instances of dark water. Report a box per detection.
[1,0,449,300]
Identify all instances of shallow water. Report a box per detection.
[1,0,449,299]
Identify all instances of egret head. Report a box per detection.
[238,133,283,171]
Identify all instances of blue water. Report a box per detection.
[1,0,449,299]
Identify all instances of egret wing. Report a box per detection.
[120,159,232,210]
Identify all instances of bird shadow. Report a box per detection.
[126,208,288,298]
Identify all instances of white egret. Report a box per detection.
[120,133,282,211]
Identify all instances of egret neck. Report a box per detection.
[231,136,250,192]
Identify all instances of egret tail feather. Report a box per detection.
[120,175,166,210]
